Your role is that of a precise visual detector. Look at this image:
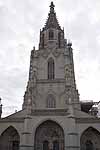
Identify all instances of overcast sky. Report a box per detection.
[0,0,100,117]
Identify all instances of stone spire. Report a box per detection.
[39,2,65,49]
[43,2,61,30]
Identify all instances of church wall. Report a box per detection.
[37,51,65,80]
[36,82,66,108]
[32,49,68,109]
[20,115,79,150]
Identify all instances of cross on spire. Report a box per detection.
[50,1,55,13]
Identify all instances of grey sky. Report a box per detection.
[0,0,100,116]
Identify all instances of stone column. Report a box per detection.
[19,115,34,150]
[66,117,80,150]
[65,98,80,150]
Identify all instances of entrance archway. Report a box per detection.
[80,127,100,150]
[34,120,64,150]
[0,126,20,150]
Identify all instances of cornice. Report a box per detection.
[75,117,100,124]
[0,118,24,123]
[31,108,69,116]
[37,78,65,84]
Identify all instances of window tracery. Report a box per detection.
[49,30,54,40]
[48,58,55,80]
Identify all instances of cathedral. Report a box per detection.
[0,2,100,150]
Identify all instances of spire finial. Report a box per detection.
[50,1,55,13]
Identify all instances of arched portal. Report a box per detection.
[0,126,20,150]
[80,127,100,150]
[34,120,64,150]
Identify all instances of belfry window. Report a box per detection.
[48,57,55,80]
[46,94,56,108]
[49,30,54,40]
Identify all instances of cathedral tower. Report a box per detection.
[1,2,100,150]
[23,2,80,111]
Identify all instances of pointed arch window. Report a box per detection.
[49,30,54,40]
[46,94,56,108]
[48,58,55,80]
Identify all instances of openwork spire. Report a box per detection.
[43,2,61,30]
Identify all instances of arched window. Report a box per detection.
[43,141,49,150]
[48,58,55,80]
[49,30,54,40]
[46,94,56,108]
[86,140,93,150]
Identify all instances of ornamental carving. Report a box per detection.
[52,49,60,57]
[42,50,49,58]
[35,121,64,150]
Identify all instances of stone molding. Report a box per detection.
[76,118,100,123]
[0,118,24,122]
[31,108,69,116]
[37,78,65,83]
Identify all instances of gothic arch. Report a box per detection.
[34,120,64,150]
[0,126,20,150]
[80,127,100,150]
[48,57,55,80]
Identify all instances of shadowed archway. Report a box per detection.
[0,126,20,150]
[80,127,100,150]
[34,120,64,150]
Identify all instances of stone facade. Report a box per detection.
[0,2,100,150]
